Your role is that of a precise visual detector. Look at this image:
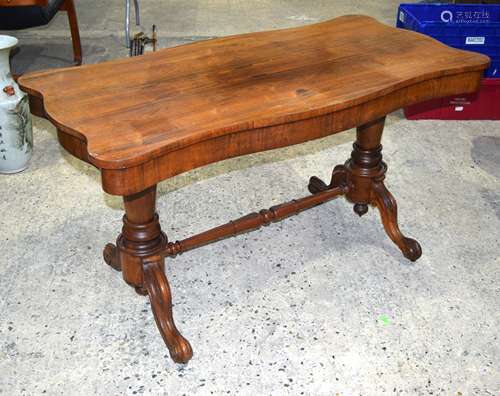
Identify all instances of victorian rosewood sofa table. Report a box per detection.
[18,16,489,364]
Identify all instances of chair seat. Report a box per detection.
[0,0,64,29]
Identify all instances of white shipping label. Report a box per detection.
[465,37,485,45]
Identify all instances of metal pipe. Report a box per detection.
[134,0,140,26]
[125,0,141,48]
[125,0,131,47]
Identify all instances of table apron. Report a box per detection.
[49,70,481,196]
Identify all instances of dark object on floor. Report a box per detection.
[0,0,82,65]
[18,16,488,365]
[129,25,157,57]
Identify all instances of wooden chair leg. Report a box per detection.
[61,0,82,65]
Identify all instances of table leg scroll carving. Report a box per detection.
[371,180,422,262]
[309,117,422,261]
[308,164,349,194]
[348,117,421,261]
[103,243,121,271]
[143,255,193,364]
[102,185,192,363]
[100,117,422,364]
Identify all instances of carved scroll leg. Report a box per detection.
[308,164,349,194]
[103,243,121,271]
[143,255,193,364]
[372,181,422,262]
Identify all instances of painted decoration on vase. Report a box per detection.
[0,35,33,174]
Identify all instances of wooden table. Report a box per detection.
[18,15,489,364]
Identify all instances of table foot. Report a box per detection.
[143,256,193,364]
[103,243,121,271]
[134,286,148,296]
[372,181,422,262]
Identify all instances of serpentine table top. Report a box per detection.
[20,15,488,195]
[19,16,489,364]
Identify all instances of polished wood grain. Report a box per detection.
[308,117,421,261]
[19,15,488,193]
[143,255,193,364]
[165,184,347,257]
[19,16,489,364]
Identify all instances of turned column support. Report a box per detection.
[104,186,167,294]
[118,186,167,294]
[345,116,387,215]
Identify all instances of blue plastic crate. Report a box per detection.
[396,3,500,77]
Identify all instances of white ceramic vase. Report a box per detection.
[0,35,33,174]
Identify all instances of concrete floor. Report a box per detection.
[1,1,499,395]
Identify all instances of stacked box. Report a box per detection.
[397,3,500,119]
